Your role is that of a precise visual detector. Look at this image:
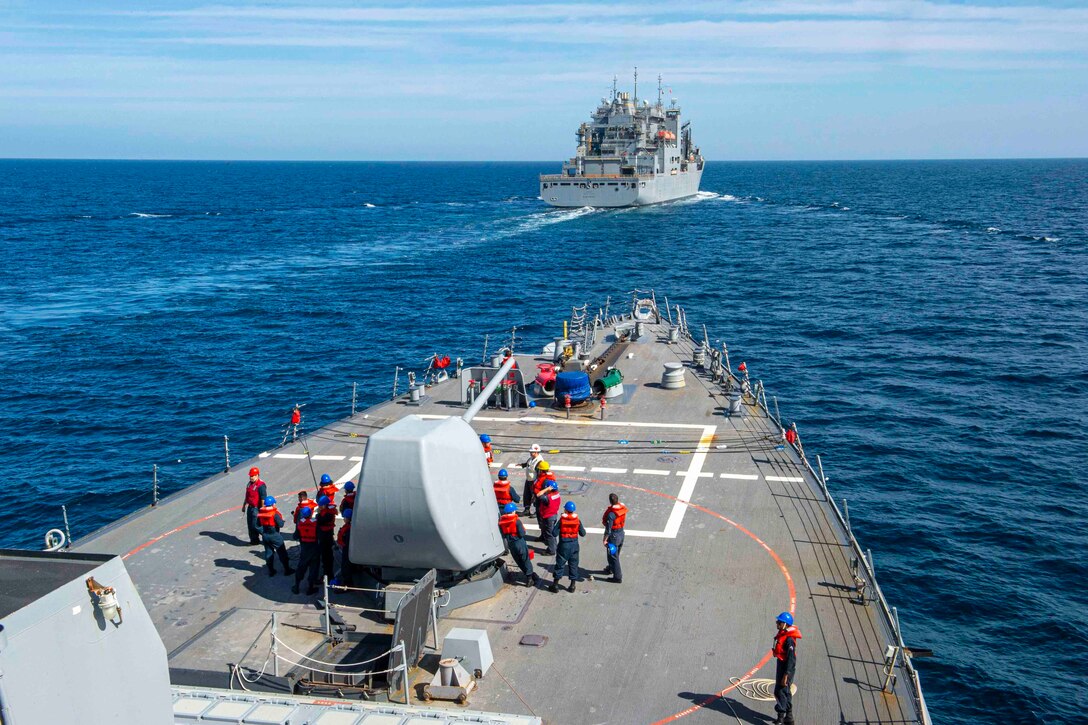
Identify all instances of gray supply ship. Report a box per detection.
[540,73,704,207]
[1,293,931,725]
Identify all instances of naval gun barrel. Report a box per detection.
[462,356,517,422]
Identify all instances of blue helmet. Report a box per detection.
[547,480,558,490]
[318,495,331,506]
[480,434,491,443]
[320,473,332,484]
[503,503,518,514]
[343,481,355,492]
[498,469,508,479]
[776,612,794,625]
[299,506,312,519]
[343,508,353,521]
[606,543,618,556]
[264,496,276,507]
[564,501,576,513]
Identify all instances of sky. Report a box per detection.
[1,1,1086,160]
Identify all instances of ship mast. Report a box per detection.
[612,75,617,101]
[633,66,638,104]
[657,74,663,105]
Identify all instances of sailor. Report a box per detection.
[290,404,301,440]
[498,503,538,587]
[290,507,321,595]
[242,467,267,545]
[480,434,494,464]
[316,473,338,505]
[601,493,627,583]
[292,490,316,541]
[520,444,546,515]
[534,461,557,498]
[772,612,802,725]
[315,495,338,582]
[550,501,586,592]
[256,496,293,577]
[336,509,356,587]
[536,480,562,556]
[339,481,356,515]
[493,469,521,511]
[784,424,798,447]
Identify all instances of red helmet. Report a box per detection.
[249,466,260,477]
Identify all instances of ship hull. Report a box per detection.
[540,167,703,208]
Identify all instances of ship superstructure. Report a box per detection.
[540,73,704,207]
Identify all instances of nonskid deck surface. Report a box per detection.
[77,320,921,724]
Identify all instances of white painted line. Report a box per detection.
[349,456,363,462]
[721,473,760,480]
[258,452,270,459]
[489,462,501,468]
[591,467,628,474]
[766,475,805,482]
[273,453,308,460]
[423,413,710,430]
[662,424,717,538]
[312,455,345,461]
[632,468,670,476]
[551,465,586,472]
[335,460,362,486]
[673,471,713,478]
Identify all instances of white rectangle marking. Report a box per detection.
[273,453,308,460]
[591,467,627,474]
[766,475,805,482]
[632,468,670,476]
[551,465,586,472]
[721,473,760,480]
[662,425,717,538]
[522,523,670,538]
[349,456,363,462]
[311,455,345,461]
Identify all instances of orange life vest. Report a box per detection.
[602,503,627,530]
[297,518,317,543]
[337,522,351,549]
[294,499,316,523]
[483,442,493,463]
[773,626,803,660]
[316,505,338,533]
[494,481,513,505]
[535,472,556,496]
[559,512,581,539]
[319,484,338,502]
[245,481,263,507]
[257,505,280,528]
[340,492,356,514]
[498,512,520,536]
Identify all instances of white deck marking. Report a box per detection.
[349,456,363,462]
[591,466,627,474]
[312,455,345,461]
[766,475,805,482]
[662,425,717,538]
[721,473,760,480]
[551,465,586,472]
[258,452,270,459]
[335,460,362,486]
[633,468,670,476]
[675,471,713,478]
[422,413,710,430]
[489,462,501,468]
[273,453,308,460]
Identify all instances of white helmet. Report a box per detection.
[530,444,541,453]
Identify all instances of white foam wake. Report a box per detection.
[128,212,172,218]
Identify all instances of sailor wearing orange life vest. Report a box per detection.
[336,508,356,587]
[536,480,562,556]
[316,473,338,506]
[550,501,586,593]
[292,490,317,541]
[256,497,294,577]
[498,503,537,587]
[315,495,338,582]
[772,611,802,724]
[602,493,627,583]
[480,434,494,464]
[339,481,356,515]
[243,467,267,545]
[291,507,321,596]
[493,469,521,512]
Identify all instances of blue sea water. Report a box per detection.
[0,159,1085,723]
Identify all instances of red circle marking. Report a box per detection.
[564,475,796,725]
[122,476,796,724]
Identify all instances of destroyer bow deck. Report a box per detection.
[74,301,928,724]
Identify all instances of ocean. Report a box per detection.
[0,158,1085,722]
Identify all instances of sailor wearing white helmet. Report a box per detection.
[520,443,546,517]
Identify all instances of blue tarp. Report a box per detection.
[554,371,592,403]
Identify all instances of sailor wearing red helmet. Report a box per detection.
[242,466,267,545]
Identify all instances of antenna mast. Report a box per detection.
[657,74,663,105]
[633,66,638,104]
[612,75,617,100]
